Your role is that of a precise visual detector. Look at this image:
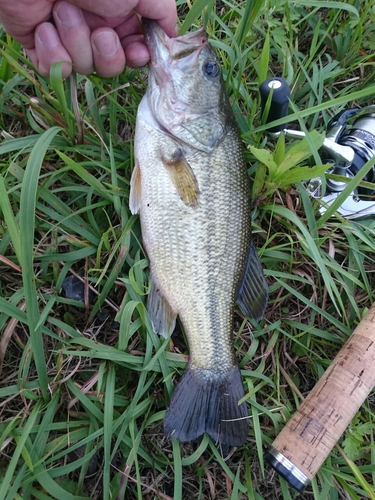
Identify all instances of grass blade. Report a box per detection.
[0,400,42,499]
[103,365,116,500]
[179,0,215,34]
[172,440,183,500]
[0,175,21,264]
[19,126,62,400]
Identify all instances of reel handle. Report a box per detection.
[259,77,290,132]
[266,302,375,492]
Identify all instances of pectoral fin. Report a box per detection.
[129,161,142,214]
[162,150,200,208]
[236,241,268,321]
[148,276,177,337]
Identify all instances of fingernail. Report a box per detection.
[36,24,60,49]
[92,30,120,58]
[54,1,84,28]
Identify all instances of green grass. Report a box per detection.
[1,0,375,498]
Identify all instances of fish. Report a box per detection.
[129,18,268,447]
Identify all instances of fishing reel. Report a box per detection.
[259,78,375,218]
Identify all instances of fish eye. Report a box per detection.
[203,60,220,79]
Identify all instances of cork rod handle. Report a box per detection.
[266,303,375,492]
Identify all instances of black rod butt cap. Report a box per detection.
[265,447,310,493]
[259,77,290,132]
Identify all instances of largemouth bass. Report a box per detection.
[130,19,268,446]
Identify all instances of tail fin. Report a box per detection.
[164,366,248,446]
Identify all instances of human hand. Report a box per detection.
[0,0,177,77]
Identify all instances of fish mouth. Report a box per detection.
[142,18,207,64]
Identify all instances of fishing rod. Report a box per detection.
[266,305,375,492]
[259,77,375,491]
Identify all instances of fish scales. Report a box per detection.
[138,121,249,367]
[130,19,268,446]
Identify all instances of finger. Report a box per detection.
[0,2,52,49]
[53,1,94,75]
[120,35,149,68]
[114,14,143,41]
[25,47,39,69]
[66,0,137,19]
[70,0,177,35]
[114,15,146,66]
[91,28,126,77]
[136,0,178,38]
[1,25,35,50]
[35,22,72,78]
[82,10,132,31]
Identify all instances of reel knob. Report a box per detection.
[259,77,290,132]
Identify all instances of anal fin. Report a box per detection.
[236,240,268,321]
[148,276,177,337]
